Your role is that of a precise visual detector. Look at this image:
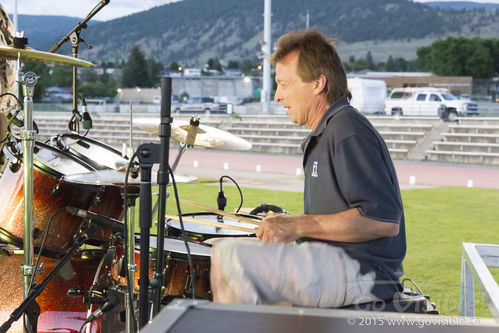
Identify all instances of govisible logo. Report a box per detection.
[312,161,318,177]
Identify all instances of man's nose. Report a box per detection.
[274,89,282,102]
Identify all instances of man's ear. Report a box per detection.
[314,74,327,95]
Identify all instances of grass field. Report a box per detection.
[137,181,499,317]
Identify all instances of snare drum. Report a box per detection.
[0,142,99,255]
[52,132,128,171]
[166,212,260,242]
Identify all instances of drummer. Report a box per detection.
[210,29,406,308]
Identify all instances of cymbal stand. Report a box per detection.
[123,187,139,333]
[170,116,200,173]
[19,71,39,333]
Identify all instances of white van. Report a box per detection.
[384,87,478,120]
[347,78,387,114]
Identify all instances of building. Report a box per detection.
[116,75,261,104]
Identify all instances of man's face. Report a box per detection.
[274,51,317,126]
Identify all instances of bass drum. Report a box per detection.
[0,247,105,333]
[0,141,99,256]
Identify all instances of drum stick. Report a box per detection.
[165,214,256,234]
[179,199,261,226]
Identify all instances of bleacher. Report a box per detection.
[426,118,499,165]
[31,112,499,165]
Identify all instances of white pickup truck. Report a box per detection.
[384,88,479,121]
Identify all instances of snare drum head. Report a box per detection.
[56,133,128,170]
[34,141,93,178]
[167,212,258,237]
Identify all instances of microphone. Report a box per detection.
[79,94,93,130]
[217,178,227,211]
[66,207,124,233]
[83,294,119,325]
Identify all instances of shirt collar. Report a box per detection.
[309,96,350,138]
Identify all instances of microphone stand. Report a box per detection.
[136,142,160,329]
[0,223,101,333]
[48,0,110,132]
[152,78,172,316]
[136,78,173,327]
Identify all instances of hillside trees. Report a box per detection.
[417,37,498,78]
[121,45,163,88]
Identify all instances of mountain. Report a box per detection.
[422,1,499,11]
[9,15,101,50]
[18,0,499,65]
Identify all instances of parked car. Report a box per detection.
[178,97,228,114]
[153,95,181,112]
[384,88,479,120]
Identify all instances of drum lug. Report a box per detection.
[37,262,45,275]
[52,182,62,196]
[9,160,20,173]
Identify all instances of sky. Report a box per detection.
[2,0,499,22]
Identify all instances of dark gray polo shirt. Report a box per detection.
[300,96,406,300]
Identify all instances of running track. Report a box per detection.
[170,149,499,190]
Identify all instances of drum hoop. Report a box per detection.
[55,132,128,170]
[3,140,96,179]
[0,227,67,258]
[139,234,213,260]
[167,211,260,238]
[34,141,96,179]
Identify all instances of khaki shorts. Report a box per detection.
[211,238,379,308]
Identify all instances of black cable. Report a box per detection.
[219,175,244,213]
[168,166,196,300]
[78,321,86,333]
[0,92,24,143]
[123,151,138,332]
[0,92,23,110]
[28,207,68,290]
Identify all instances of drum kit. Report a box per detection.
[0,7,264,333]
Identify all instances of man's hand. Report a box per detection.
[256,212,299,243]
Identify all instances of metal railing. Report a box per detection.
[459,242,499,318]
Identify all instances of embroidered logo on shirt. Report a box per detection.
[312,161,319,177]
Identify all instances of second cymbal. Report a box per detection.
[134,118,252,151]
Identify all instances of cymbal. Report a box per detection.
[64,169,198,187]
[0,45,95,67]
[134,118,252,151]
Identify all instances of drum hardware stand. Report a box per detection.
[0,223,101,333]
[48,0,110,132]
[18,71,39,333]
[122,187,139,333]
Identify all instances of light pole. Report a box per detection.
[261,0,272,114]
